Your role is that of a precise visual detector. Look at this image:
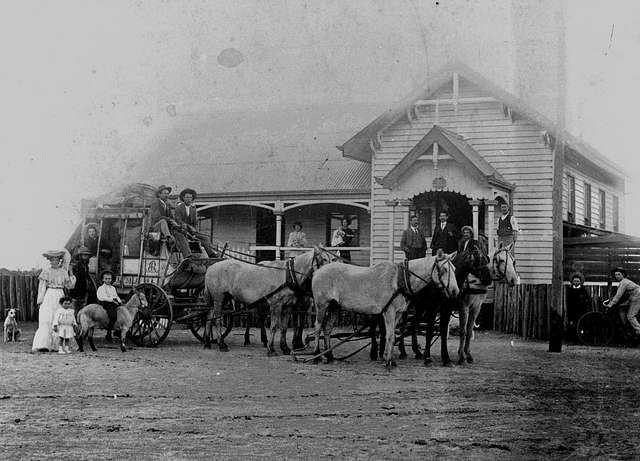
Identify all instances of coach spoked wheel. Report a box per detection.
[187,288,233,343]
[129,283,173,347]
[577,311,615,347]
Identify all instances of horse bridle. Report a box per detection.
[492,248,513,281]
[430,257,455,298]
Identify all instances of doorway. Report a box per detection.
[412,191,480,238]
[255,208,282,262]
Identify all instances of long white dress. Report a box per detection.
[31,268,76,352]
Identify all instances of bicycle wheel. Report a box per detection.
[577,311,615,347]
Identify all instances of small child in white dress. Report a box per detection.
[53,296,78,354]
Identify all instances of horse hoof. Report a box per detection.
[369,353,378,361]
[204,343,212,350]
[312,357,321,364]
[391,360,397,367]
[120,345,126,353]
[399,352,407,360]
[219,343,229,352]
[414,352,424,360]
[324,353,335,363]
[243,341,250,347]
[281,347,291,356]
[442,361,454,368]
[466,355,474,364]
[267,349,277,357]
[457,358,465,365]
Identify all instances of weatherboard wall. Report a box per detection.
[371,77,555,284]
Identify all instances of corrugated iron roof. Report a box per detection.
[145,158,370,195]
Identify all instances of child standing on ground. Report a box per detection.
[53,296,77,354]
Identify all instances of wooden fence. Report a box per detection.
[0,274,40,322]
[493,283,612,340]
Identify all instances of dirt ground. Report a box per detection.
[1,323,639,461]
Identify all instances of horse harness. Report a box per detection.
[492,248,513,282]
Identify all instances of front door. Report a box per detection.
[255,209,283,262]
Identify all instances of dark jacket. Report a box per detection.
[401,227,427,260]
[458,238,479,254]
[175,202,197,228]
[566,285,592,323]
[431,222,460,255]
[149,198,174,226]
[68,260,96,302]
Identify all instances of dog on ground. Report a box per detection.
[3,308,21,342]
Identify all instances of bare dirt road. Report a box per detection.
[1,324,639,460]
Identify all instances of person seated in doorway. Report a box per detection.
[458,226,480,254]
[400,215,427,261]
[85,224,100,256]
[97,270,122,343]
[287,222,308,257]
[565,272,591,342]
[174,188,218,258]
[604,267,640,339]
[149,185,190,257]
[431,211,459,255]
[331,217,355,261]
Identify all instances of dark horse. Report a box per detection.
[391,247,492,366]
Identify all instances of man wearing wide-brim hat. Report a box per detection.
[174,188,218,257]
[69,246,96,314]
[148,185,191,256]
[604,266,640,338]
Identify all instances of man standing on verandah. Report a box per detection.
[497,202,519,250]
[400,215,427,261]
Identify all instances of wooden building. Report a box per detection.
[339,62,628,286]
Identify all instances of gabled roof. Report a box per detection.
[339,61,626,180]
[378,125,513,190]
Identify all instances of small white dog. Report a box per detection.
[3,308,20,342]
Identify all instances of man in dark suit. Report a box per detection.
[430,211,460,255]
[69,246,97,314]
[400,215,427,260]
[175,188,218,257]
[149,185,190,256]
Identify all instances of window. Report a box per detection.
[567,175,575,223]
[613,195,619,232]
[584,183,591,226]
[599,189,606,229]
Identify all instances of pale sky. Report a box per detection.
[1,0,639,269]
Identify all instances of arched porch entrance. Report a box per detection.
[412,191,483,239]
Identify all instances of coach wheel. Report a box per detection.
[577,311,614,347]
[129,283,173,347]
[187,290,233,343]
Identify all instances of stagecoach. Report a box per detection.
[67,184,236,347]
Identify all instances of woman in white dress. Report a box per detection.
[32,250,76,352]
[286,222,308,257]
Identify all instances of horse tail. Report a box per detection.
[76,309,89,338]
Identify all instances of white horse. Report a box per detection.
[311,251,460,369]
[456,241,518,365]
[203,246,331,354]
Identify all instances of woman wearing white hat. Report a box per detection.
[32,250,76,352]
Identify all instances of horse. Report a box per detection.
[76,291,148,352]
[396,246,488,365]
[311,250,459,369]
[203,246,331,354]
[418,241,518,366]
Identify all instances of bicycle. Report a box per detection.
[576,301,640,347]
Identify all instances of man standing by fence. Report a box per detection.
[400,215,427,260]
[68,246,96,314]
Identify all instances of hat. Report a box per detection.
[156,185,172,197]
[58,296,73,305]
[42,250,65,260]
[569,271,585,284]
[179,188,197,201]
[100,270,115,281]
[461,226,474,237]
[75,246,92,257]
[611,267,627,277]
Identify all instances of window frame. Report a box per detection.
[567,174,576,223]
[583,182,592,227]
[599,189,606,229]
